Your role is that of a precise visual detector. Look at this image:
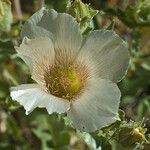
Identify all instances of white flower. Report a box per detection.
[10,8,129,132]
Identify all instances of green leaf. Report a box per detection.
[141,62,150,71]
[118,110,125,121]
[0,0,13,32]
[77,131,101,150]
[32,113,70,149]
[106,21,115,30]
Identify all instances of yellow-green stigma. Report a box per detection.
[44,64,88,100]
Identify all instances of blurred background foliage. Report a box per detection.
[0,0,150,150]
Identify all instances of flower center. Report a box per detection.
[44,64,89,100]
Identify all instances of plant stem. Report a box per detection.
[14,0,23,20]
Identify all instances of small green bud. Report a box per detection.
[11,27,20,37]
[67,0,98,33]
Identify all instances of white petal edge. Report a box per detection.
[21,7,52,39]
[67,78,121,132]
[79,29,129,83]
[10,84,70,115]
[15,37,55,85]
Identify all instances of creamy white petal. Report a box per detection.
[79,30,129,83]
[16,37,55,85]
[22,8,82,63]
[67,78,121,132]
[37,9,82,59]
[10,84,70,115]
[21,7,52,39]
[16,37,55,68]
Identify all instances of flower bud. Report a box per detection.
[118,126,148,147]
[67,0,98,24]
